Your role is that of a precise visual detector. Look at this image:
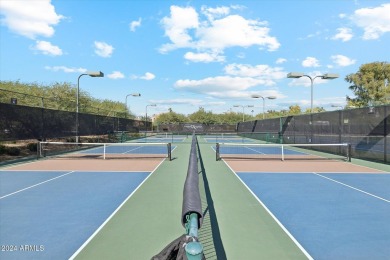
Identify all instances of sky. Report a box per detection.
[1,0,390,118]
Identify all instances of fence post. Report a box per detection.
[384,105,388,163]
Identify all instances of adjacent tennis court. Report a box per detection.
[0,170,153,260]
[0,142,170,260]
[218,138,390,259]
[234,172,390,259]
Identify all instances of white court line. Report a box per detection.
[0,171,75,200]
[212,144,267,155]
[69,158,166,260]
[313,173,390,203]
[222,159,313,260]
[122,145,142,154]
[245,146,267,155]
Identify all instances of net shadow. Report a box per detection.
[197,139,227,260]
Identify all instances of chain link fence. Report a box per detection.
[0,103,148,141]
[157,123,236,134]
[238,105,389,164]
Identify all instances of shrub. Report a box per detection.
[27,143,37,152]
[7,147,21,156]
[0,144,6,155]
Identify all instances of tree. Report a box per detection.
[304,107,326,114]
[217,111,243,124]
[265,109,291,118]
[155,110,188,124]
[0,80,136,118]
[188,107,218,124]
[345,61,390,107]
[288,105,301,115]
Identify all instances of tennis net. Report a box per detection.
[38,141,172,160]
[216,142,351,161]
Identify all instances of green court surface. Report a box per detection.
[73,137,309,259]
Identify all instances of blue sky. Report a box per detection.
[1,0,389,117]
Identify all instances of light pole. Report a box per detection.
[233,105,254,122]
[125,93,141,118]
[145,104,157,133]
[251,94,277,119]
[76,71,104,143]
[287,72,339,113]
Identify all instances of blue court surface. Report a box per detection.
[218,145,303,155]
[134,137,186,143]
[0,170,151,260]
[236,172,390,259]
[80,144,171,155]
[205,138,254,143]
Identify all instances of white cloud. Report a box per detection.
[131,72,155,80]
[174,76,263,98]
[300,31,321,40]
[206,101,226,106]
[332,27,353,42]
[351,3,390,40]
[0,0,64,39]
[141,72,155,80]
[94,41,114,57]
[331,55,356,67]
[130,18,141,32]
[160,5,280,61]
[160,6,199,52]
[201,6,230,21]
[339,13,347,19]
[302,57,320,67]
[184,51,225,63]
[173,63,287,99]
[224,63,285,85]
[275,58,287,64]
[151,98,204,106]
[107,71,125,79]
[196,15,279,51]
[33,40,62,56]
[44,66,87,73]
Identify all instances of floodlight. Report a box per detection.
[287,72,304,78]
[322,73,339,79]
[86,71,104,77]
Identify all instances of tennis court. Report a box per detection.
[0,141,176,260]
[0,170,153,259]
[218,139,390,259]
[1,136,389,259]
[231,171,390,259]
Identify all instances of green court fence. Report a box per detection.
[237,105,389,164]
[0,102,149,141]
[157,123,236,134]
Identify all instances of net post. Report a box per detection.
[348,143,352,162]
[103,143,106,160]
[281,144,285,161]
[216,143,220,161]
[184,213,203,259]
[37,141,41,159]
[167,143,172,161]
[42,142,47,157]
